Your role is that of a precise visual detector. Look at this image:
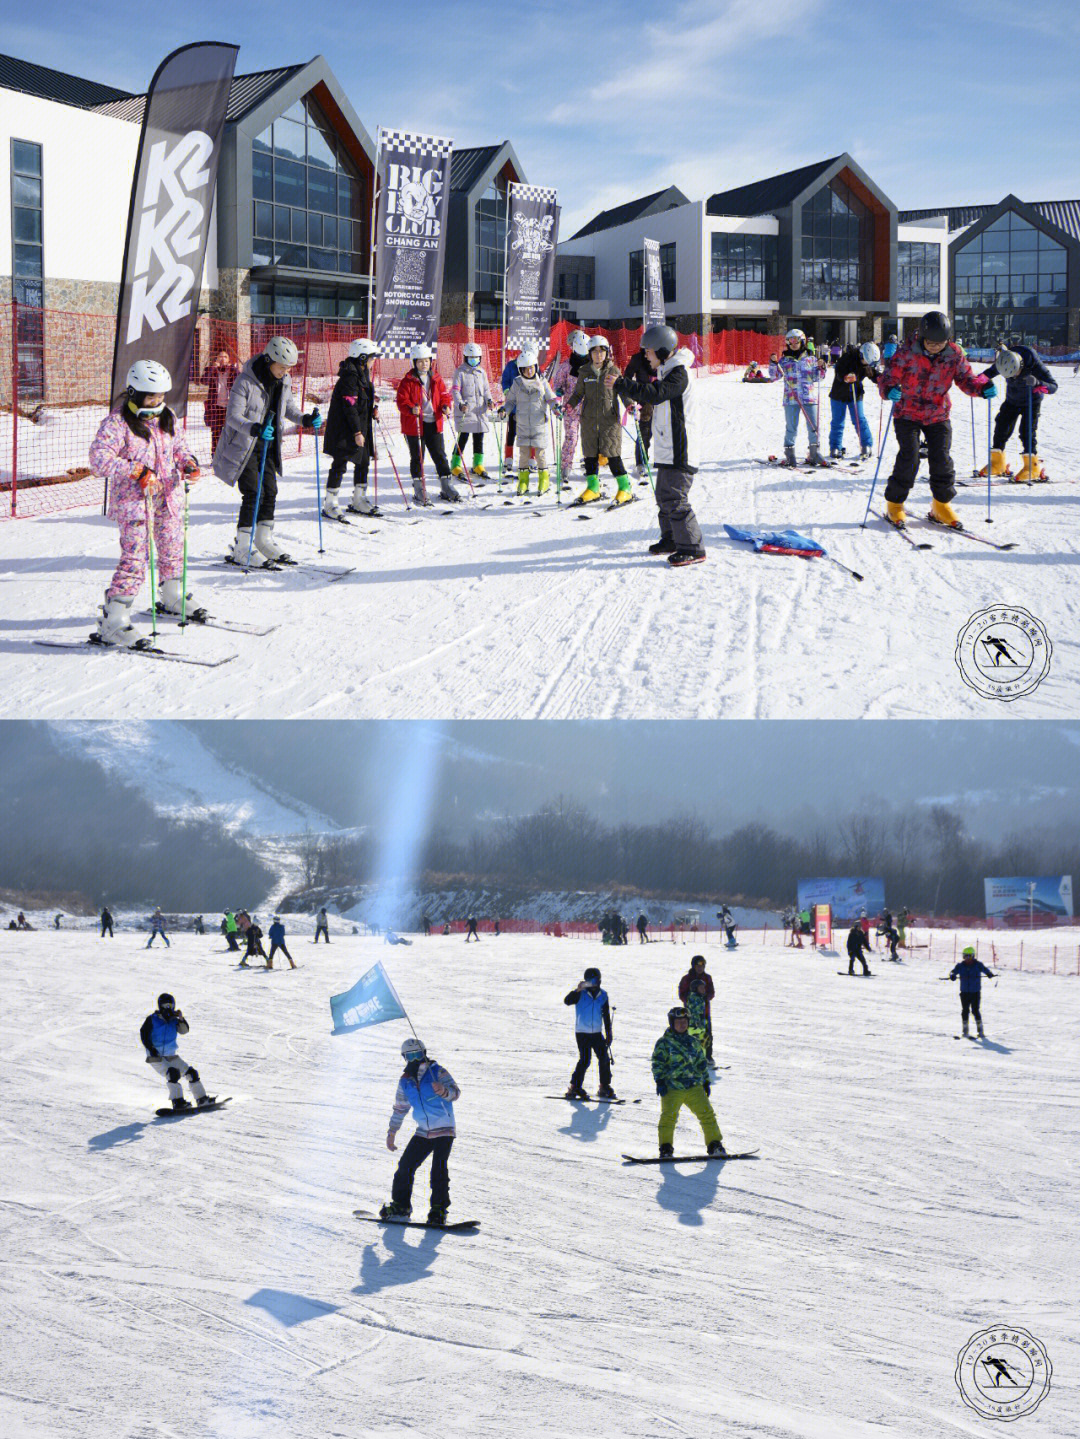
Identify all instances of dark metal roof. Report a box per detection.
[569,186,690,240]
[450,145,504,193]
[706,157,844,216]
[91,65,306,125]
[0,51,132,108]
[898,200,1080,243]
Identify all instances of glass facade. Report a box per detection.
[475,181,508,294]
[800,177,873,301]
[557,269,593,301]
[710,232,778,300]
[249,282,365,320]
[630,245,675,306]
[952,211,1069,350]
[11,138,44,401]
[896,241,941,304]
[252,97,365,278]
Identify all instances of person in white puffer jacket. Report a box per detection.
[503,348,559,497]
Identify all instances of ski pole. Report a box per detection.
[555,410,563,504]
[969,393,978,479]
[145,493,158,640]
[376,419,411,510]
[631,412,656,494]
[246,435,270,572]
[986,394,994,525]
[1026,379,1034,483]
[860,400,895,528]
[313,425,325,554]
[181,480,190,627]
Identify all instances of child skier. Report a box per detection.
[877,310,995,529]
[146,907,169,949]
[686,977,712,1060]
[322,337,380,519]
[978,342,1057,482]
[563,966,615,1099]
[568,336,630,506]
[551,329,590,479]
[88,360,203,647]
[503,347,559,496]
[267,916,296,969]
[395,343,458,504]
[829,341,880,458]
[651,1007,724,1157]
[450,342,494,482]
[139,993,214,1111]
[948,946,996,1038]
[381,1036,460,1226]
[212,335,322,567]
[775,329,827,467]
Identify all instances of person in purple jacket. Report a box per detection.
[948,946,996,1038]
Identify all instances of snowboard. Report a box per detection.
[837,971,875,977]
[622,1150,759,1165]
[545,1095,640,1105]
[156,1097,231,1118]
[353,1209,479,1232]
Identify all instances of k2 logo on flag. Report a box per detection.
[127,131,214,342]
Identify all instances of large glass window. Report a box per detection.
[11,138,44,401]
[475,181,508,294]
[711,232,778,300]
[630,244,676,305]
[952,211,1069,350]
[800,177,873,301]
[897,241,941,304]
[252,97,366,276]
[249,281,369,320]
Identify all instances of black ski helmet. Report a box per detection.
[691,954,706,970]
[668,1005,689,1025]
[641,323,678,362]
[583,967,601,984]
[919,310,952,345]
[157,992,176,1013]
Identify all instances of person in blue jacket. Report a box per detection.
[948,946,996,1038]
[139,993,214,1110]
[267,916,295,970]
[564,966,615,1099]
[500,349,521,471]
[882,334,899,361]
[146,907,169,948]
[978,342,1057,482]
[381,1037,461,1226]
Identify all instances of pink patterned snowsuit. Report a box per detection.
[89,410,197,600]
[551,354,582,479]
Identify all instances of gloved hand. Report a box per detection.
[886,387,901,401]
[303,410,322,430]
[982,382,998,399]
[496,407,507,420]
[386,1132,397,1151]
[185,466,201,479]
[1033,384,1050,396]
[656,1084,666,1097]
[1023,374,1037,388]
[253,420,274,441]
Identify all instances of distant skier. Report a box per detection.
[54,913,63,930]
[718,906,738,949]
[314,908,330,944]
[948,946,996,1038]
[223,911,240,952]
[978,342,1057,482]
[421,914,432,937]
[146,908,169,949]
[100,906,114,939]
[140,992,214,1111]
[465,915,480,942]
[637,913,650,943]
[380,1037,460,1226]
[678,956,715,1062]
[267,916,296,969]
[15,912,32,930]
[193,914,205,935]
[651,1006,724,1157]
[564,967,615,1100]
[846,921,873,976]
[242,918,267,966]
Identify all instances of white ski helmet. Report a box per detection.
[518,347,540,369]
[410,342,434,361]
[859,340,881,365]
[569,328,590,355]
[785,328,806,345]
[348,338,380,359]
[401,1037,426,1060]
[263,336,299,368]
[995,346,1023,379]
[125,359,172,394]
[462,341,483,360]
[588,335,610,354]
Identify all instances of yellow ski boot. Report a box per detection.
[516,469,530,496]
[929,498,962,529]
[451,454,466,478]
[575,482,602,505]
[1015,453,1044,482]
[471,459,488,480]
[611,483,635,506]
[977,449,1009,478]
[537,469,550,497]
[885,500,906,526]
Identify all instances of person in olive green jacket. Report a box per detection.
[568,336,632,506]
[651,1006,725,1157]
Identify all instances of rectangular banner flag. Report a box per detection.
[110,43,238,418]
[330,961,408,1034]
[797,876,885,922]
[373,130,454,358]
[505,183,560,353]
[983,875,1073,924]
[643,237,666,329]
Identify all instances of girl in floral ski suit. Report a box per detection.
[776,329,827,466]
[551,330,591,479]
[88,362,202,646]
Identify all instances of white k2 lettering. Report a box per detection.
[126,131,214,342]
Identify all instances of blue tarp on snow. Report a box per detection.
[723,523,825,555]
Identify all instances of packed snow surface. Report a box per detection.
[3,927,1077,1438]
[2,370,1078,719]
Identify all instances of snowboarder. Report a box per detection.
[140,993,214,1111]
[314,908,330,944]
[395,343,458,504]
[465,915,480,942]
[322,337,380,519]
[146,907,169,949]
[212,336,322,567]
[651,1007,724,1157]
[637,913,650,943]
[88,359,203,647]
[846,921,873,975]
[568,336,631,506]
[100,906,114,939]
[502,347,558,496]
[564,966,615,1099]
[551,329,590,478]
[877,310,994,529]
[948,946,996,1037]
[829,341,880,458]
[677,956,715,1062]
[775,329,826,466]
[223,911,240,952]
[200,349,239,456]
[686,977,713,1060]
[615,323,703,566]
[978,342,1057,482]
[450,342,495,483]
[267,916,296,969]
[381,1036,460,1226]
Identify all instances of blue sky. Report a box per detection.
[8,0,1080,233]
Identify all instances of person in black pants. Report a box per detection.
[979,342,1057,481]
[637,913,650,943]
[846,922,873,975]
[100,906,114,938]
[267,916,296,970]
[322,338,380,518]
[465,915,480,942]
[623,344,654,475]
[242,919,267,966]
[380,1037,460,1226]
[948,947,996,1038]
[314,908,330,944]
[564,967,615,1099]
[421,914,432,937]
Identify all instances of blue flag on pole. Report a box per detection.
[330,961,407,1034]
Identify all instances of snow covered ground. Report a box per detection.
[4,927,1077,1438]
[2,369,1079,720]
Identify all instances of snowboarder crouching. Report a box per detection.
[651,1007,724,1157]
[140,993,214,1110]
[381,1038,460,1227]
[846,922,873,975]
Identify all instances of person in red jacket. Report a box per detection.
[677,954,715,1064]
[395,342,459,505]
[877,310,994,530]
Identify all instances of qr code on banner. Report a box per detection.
[392,250,427,286]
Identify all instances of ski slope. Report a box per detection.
[3,927,1077,1438]
[2,369,1079,720]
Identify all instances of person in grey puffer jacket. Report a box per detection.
[503,349,558,496]
[212,336,321,566]
[450,343,495,481]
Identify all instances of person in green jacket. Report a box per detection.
[651,1006,724,1157]
[223,910,240,952]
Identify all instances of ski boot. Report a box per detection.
[537,469,550,497]
[597,1084,617,1100]
[171,1097,194,1112]
[427,1206,448,1227]
[1015,453,1044,482]
[928,498,962,529]
[349,484,381,516]
[379,1201,412,1222]
[450,455,466,478]
[806,444,825,468]
[783,445,797,468]
[829,448,844,460]
[413,483,432,507]
[976,1025,985,1039]
[471,459,488,482]
[885,501,907,527]
[659,1143,674,1158]
[516,470,530,496]
[648,536,676,556]
[439,476,462,503]
[574,483,601,505]
[158,578,208,624]
[95,592,147,648]
[611,481,634,506]
[668,546,707,568]
[962,1023,969,1038]
[860,447,873,461]
[322,489,347,521]
[979,448,1009,478]
[254,521,293,563]
[230,529,273,568]
[565,1084,589,1100]
[707,1141,727,1157]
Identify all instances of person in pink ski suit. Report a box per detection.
[551,329,590,480]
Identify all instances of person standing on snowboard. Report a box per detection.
[651,1006,725,1157]
[140,993,215,1111]
[846,921,873,975]
[380,1037,460,1226]
[563,966,615,1099]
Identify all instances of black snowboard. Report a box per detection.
[155,1097,231,1118]
[622,1150,758,1164]
[837,971,875,977]
[353,1209,479,1231]
[545,1095,638,1105]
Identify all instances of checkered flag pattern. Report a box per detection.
[509,182,558,204]
[378,335,425,359]
[379,130,454,160]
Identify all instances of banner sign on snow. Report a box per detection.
[505,183,560,353]
[797,877,885,921]
[110,43,238,418]
[330,961,407,1033]
[643,237,665,330]
[983,875,1072,921]
[373,131,454,359]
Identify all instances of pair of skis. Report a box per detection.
[872,510,1018,552]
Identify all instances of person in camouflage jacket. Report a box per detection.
[685,978,712,1061]
[651,1007,723,1155]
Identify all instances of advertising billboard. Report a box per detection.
[797,877,885,922]
[983,876,1072,926]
